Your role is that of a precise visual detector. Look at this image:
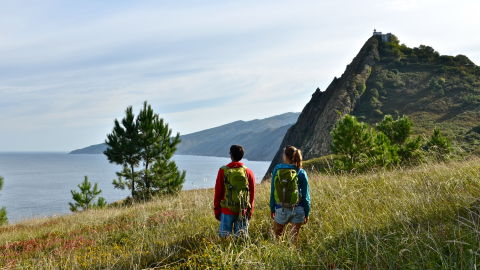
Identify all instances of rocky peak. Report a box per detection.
[264,36,381,179]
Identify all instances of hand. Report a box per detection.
[214,208,221,221]
[271,212,275,220]
[304,216,309,224]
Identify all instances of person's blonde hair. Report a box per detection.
[284,145,302,169]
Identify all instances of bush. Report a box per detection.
[424,128,452,160]
[329,114,448,173]
[370,132,399,168]
[428,77,445,95]
[376,115,412,145]
[398,136,424,164]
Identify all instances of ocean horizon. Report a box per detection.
[0,152,270,223]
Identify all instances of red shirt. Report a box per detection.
[213,161,255,217]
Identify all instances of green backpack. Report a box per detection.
[220,166,250,213]
[274,168,299,207]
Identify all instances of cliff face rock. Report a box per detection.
[264,37,380,177]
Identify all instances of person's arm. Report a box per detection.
[213,168,225,221]
[298,170,311,218]
[269,167,277,217]
[247,168,255,219]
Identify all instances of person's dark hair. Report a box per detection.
[230,145,244,162]
[284,145,303,169]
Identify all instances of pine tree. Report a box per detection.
[376,115,424,164]
[0,176,7,225]
[105,101,185,201]
[398,136,424,164]
[371,131,399,168]
[148,147,186,196]
[424,128,451,159]
[105,106,141,199]
[69,176,106,212]
[136,102,185,199]
[376,115,412,145]
[331,114,376,171]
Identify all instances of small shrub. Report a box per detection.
[69,176,107,212]
[398,136,424,164]
[376,115,412,145]
[424,128,452,159]
[428,77,445,95]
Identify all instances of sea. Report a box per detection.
[0,152,270,223]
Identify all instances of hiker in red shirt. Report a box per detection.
[214,145,255,237]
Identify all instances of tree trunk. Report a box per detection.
[145,160,150,196]
[131,164,135,199]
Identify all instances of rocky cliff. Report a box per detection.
[265,34,480,178]
[264,36,381,177]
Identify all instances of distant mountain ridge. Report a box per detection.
[70,112,300,161]
[70,143,108,154]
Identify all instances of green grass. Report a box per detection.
[1,159,480,269]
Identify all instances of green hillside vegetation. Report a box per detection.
[305,114,452,173]
[1,159,480,269]
[353,35,480,155]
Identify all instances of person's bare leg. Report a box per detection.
[273,222,285,238]
[290,224,302,243]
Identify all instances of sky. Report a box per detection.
[0,0,479,151]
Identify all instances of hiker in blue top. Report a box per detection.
[270,145,311,242]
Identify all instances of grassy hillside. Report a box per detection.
[354,36,480,155]
[1,159,480,269]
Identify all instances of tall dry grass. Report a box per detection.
[1,158,480,269]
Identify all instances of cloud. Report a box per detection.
[0,0,479,151]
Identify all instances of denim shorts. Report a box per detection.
[274,205,305,225]
[219,213,248,237]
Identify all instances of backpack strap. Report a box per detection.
[295,168,303,201]
[221,166,230,184]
